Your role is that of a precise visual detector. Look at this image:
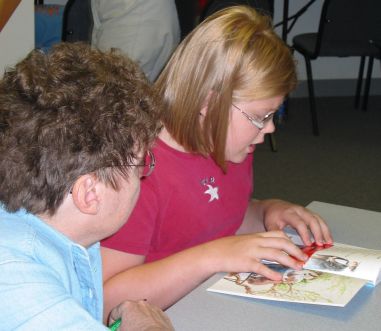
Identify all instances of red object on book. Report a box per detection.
[301,243,333,258]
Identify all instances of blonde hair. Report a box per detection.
[156,5,297,170]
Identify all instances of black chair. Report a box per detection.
[174,0,198,40]
[292,0,381,136]
[61,0,93,43]
[355,51,381,111]
[201,0,274,21]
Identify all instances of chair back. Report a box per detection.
[61,0,93,43]
[201,0,274,21]
[313,0,381,57]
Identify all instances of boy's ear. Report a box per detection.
[70,174,100,215]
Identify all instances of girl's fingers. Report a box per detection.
[276,207,333,246]
[249,235,309,265]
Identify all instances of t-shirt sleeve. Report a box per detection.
[101,180,159,256]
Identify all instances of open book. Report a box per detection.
[208,237,381,307]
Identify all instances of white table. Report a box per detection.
[166,201,381,331]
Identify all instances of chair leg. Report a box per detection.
[269,133,277,152]
[283,97,289,119]
[361,56,374,111]
[355,56,366,109]
[304,56,319,136]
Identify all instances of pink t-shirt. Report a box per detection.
[102,138,254,262]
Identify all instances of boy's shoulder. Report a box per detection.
[0,207,61,263]
[0,209,38,263]
[0,207,32,240]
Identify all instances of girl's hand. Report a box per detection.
[262,199,333,246]
[208,231,308,281]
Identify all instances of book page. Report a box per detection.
[208,265,367,307]
[285,227,381,285]
[304,243,381,285]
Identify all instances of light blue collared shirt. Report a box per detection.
[0,206,109,330]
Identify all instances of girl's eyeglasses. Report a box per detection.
[232,104,276,130]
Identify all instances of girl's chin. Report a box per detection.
[247,144,256,153]
[227,152,251,164]
[253,138,264,145]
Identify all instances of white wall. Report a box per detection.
[273,0,380,81]
[0,0,34,78]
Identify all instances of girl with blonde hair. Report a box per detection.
[100,6,333,321]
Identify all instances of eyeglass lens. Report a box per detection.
[141,151,155,178]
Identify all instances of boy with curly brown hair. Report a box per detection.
[0,42,173,331]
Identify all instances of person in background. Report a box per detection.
[100,5,333,320]
[0,42,173,331]
[91,0,180,82]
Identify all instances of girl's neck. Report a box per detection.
[159,127,187,152]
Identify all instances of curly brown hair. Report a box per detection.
[0,42,162,215]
